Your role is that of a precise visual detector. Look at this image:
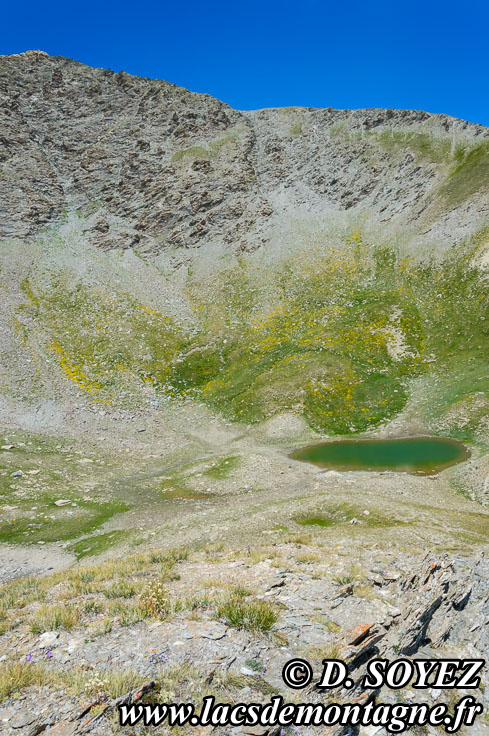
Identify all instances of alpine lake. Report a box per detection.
[290,436,470,475]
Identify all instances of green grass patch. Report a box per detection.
[296,515,336,528]
[172,132,240,163]
[203,455,240,479]
[289,122,303,137]
[373,130,455,164]
[171,146,210,163]
[295,503,404,529]
[440,142,489,208]
[70,529,128,559]
[159,468,214,499]
[0,498,129,545]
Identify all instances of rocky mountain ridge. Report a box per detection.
[2,50,488,258]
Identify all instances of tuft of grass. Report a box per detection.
[296,552,320,563]
[102,669,149,699]
[163,547,189,564]
[334,573,355,586]
[210,670,250,694]
[334,564,366,587]
[201,577,225,590]
[29,603,80,634]
[215,594,278,633]
[103,580,139,599]
[68,579,98,597]
[186,594,213,610]
[248,547,273,564]
[306,642,341,662]
[227,584,253,598]
[0,663,56,701]
[354,584,377,600]
[107,599,146,626]
[287,533,313,546]
[91,619,113,637]
[84,600,104,614]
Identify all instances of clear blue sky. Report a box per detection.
[3,0,488,126]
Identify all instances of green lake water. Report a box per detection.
[290,436,470,475]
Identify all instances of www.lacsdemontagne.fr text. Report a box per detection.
[118,694,483,733]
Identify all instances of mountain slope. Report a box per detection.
[1,50,489,256]
[3,52,489,732]
[1,51,489,450]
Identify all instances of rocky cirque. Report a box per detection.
[2,51,489,735]
[1,50,488,256]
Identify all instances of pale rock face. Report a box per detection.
[38,630,59,648]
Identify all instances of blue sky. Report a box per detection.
[3,0,488,126]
